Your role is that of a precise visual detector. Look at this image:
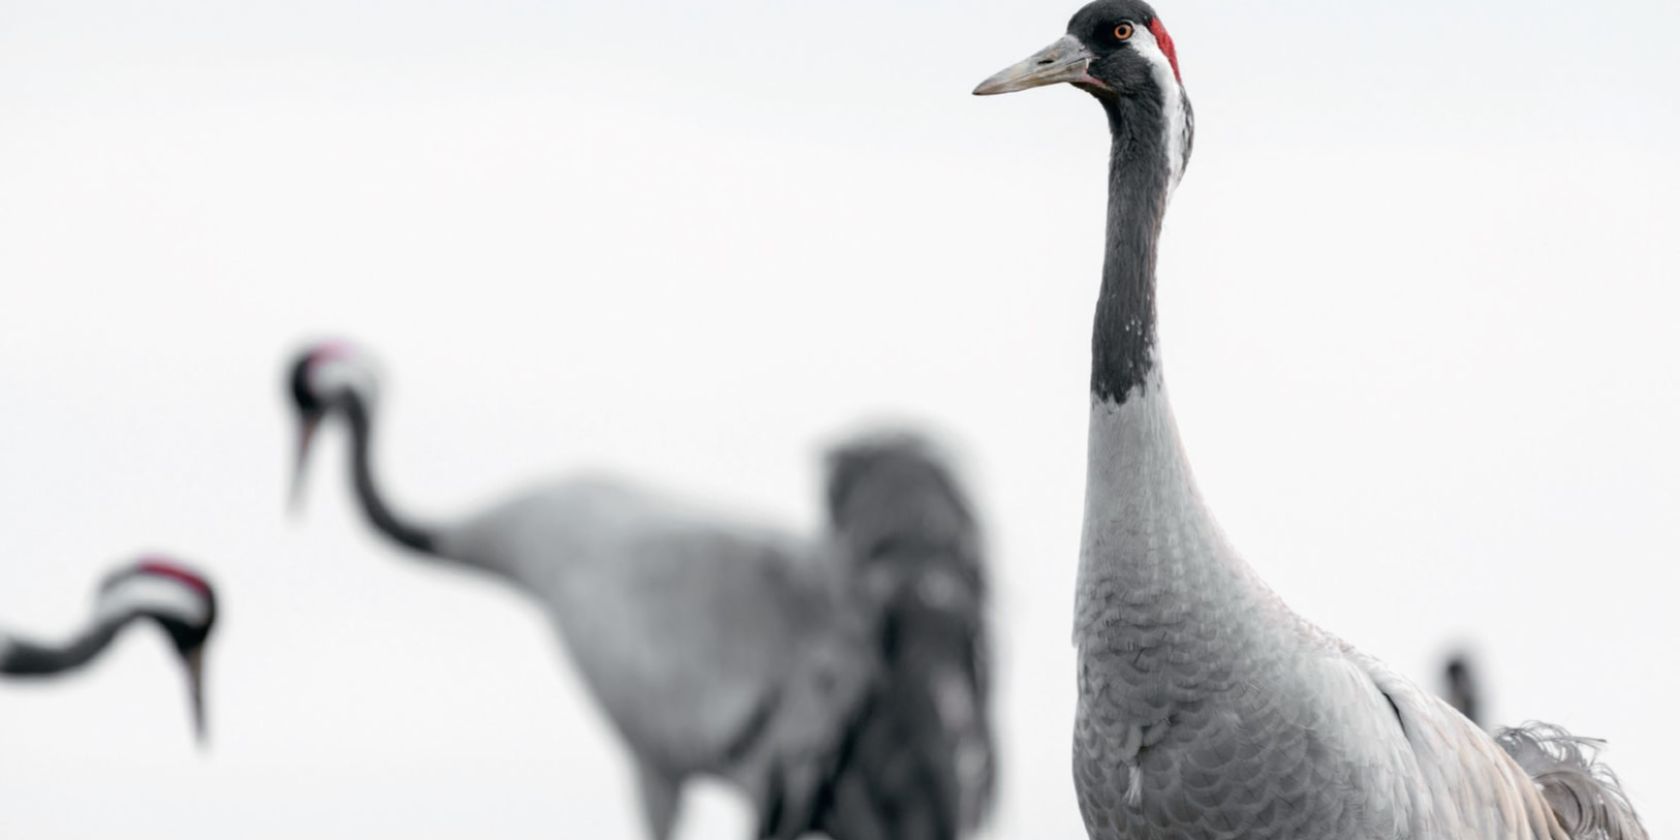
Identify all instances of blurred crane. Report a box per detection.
[0,557,217,743]
[1443,651,1485,729]
[975,2,1646,837]
[285,341,993,839]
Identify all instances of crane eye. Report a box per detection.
[1113,22,1135,41]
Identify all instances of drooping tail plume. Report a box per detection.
[812,431,997,839]
[1495,722,1647,840]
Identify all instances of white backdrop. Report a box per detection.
[2,0,1675,837]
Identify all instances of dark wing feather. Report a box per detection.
[802,431,997,840]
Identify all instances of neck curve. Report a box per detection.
[1091,98,1171,405]
[0,615,130,677]
[1077,91,1254,644]
[339,391,439,556]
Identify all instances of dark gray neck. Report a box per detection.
[1091,97,1172,405]
[340,392,438,556]
[0,615,129,677]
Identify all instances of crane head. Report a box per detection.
[974,1,1182,98]
[285,340,379,514]
[974,1,1194,190]
[97,557,219,747]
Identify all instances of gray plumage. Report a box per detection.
[1497,723,1647,840]
[975,2,1647,838]
[443,476,871,840]
[810,433,997,840]
[287,344,993,840]
[1439,656,1643,838]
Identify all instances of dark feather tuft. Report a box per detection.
[809,429,997,838]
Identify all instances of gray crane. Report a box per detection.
[0,557,216,743]
[285,341,994,840]
[974,2,1646,837]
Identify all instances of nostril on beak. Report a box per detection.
[1036,58,1054,65]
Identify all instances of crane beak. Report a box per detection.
[973,35,1100,95]
[182,645,208,748]
[289,413,322,516]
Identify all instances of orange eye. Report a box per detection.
[1113,22,1135,41]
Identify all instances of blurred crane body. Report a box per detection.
[1443,652,1485,729]
[287,343,992,840]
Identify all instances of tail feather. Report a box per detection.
[1495,722,1647,840]
[815,430,996,839]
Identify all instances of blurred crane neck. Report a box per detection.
[0,616,126,677]
[340,391,439,556]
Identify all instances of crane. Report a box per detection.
[285,341,993,839]
[1,557,216,743]
[974,2,1646,837]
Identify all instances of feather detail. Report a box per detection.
[1496,723,1648,840]
[1123,767,1142,808]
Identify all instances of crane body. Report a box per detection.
[975,3,1646,837]
[287,345,993,840]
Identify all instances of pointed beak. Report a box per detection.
[973,35,1099,96]
[182,646,208,748]
[289,413,321,516]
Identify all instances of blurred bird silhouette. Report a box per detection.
[285,341,993,839]
[1443,652,1485,728]
[0,557,216,743]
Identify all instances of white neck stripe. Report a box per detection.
[1129,27,1192,193]
[311,352,382,408]
[97,576,209,626]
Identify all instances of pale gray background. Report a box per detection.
[1,0,1675,837]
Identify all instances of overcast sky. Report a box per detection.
[2,0,1676,837]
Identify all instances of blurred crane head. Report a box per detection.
[97,558,218,745]
[286,340,380,512]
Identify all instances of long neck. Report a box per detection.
[0,615,130,677]
[340,392,439,555]
[1076,97,1257,644]
[1091,103,1170,404]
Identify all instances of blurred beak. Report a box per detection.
[183,646,208,748]
[973,35,1099,95]
[289,412,321,515]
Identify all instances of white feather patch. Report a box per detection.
[97,575,209,626]
[310,346,381,407]
[1128,27,1192,194]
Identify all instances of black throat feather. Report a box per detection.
[340,391,438,556]
[1090,87,1173,405]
